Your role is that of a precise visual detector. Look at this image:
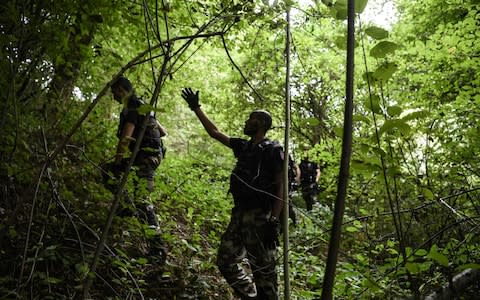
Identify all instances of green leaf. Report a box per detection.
[386,165,402,177]
[346,226,358,232]
[401,110,429,121]
[406,262,421,274]
[351,157,382,173]
[181,239,198,252]
[456,263,480,271]
[361,276,381,291]
[422,188,434,200]
[353,220,362,228]
[405,247,413,257]
[45,277,63,284]
[364,95,382,114]
[8,226,18,238]
[387,247,398,255]
[321,0,333,6]
[75,263,89,275]
[136,257,148,265]
[302,117,321,126]
[356,253,368,264]
[332,0,347,19]
[333,126,343,136]
[138,103,165,114]
[353,114,371,124]
[414,249,428,256]
[335,8,348,20]
[334,35,347,50]
[373,62,398,81]
[387,105,402,117]
[362,71,378,84]
[355,0,368,13]
[365,26,389,40]
[378,119,411,136]
[420,262,433,272]
[350,159,367,172]
[428,245,449,267]
[371,146,387,158]
[370,41,398,58]
[430,252,449,267]
[332,0,366,18]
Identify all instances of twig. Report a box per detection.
[221,32,264,101]
[17,129,49,292]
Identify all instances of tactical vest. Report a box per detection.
[300,161,317,185]
[229,139,282,210]
[287,157,297,190]
[117,101,163,156]
[288,158,296,182]
[136,112,163,154]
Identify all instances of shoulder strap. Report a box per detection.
[258,139,281,151]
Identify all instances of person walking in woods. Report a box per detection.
[299,154,321,211]
[181,87,284,300]
[103,76,167,263]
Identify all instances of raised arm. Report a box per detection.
[181,88,231,147]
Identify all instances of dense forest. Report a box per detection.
[1,0,479,299]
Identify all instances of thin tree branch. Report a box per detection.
[220,32,264,101]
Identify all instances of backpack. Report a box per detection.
[230,139,283,209]
[300,160,318,185]
[142,112,167,158]
[287,157,298,191]
[117,96,166,158]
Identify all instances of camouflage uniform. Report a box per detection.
[127,152,163,229]
[217,138,283,300]
[106,94,166,261]
[299,159,319,211]
[217,207,278,299]
[287,157,298,225]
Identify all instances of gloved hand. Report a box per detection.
[264,216,280,250]
[100,161,123,192]
[110,162,124,178]
[181,87,200,110]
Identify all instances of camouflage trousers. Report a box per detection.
[301,183,318,211]
[103,154,166,261]
[132,152,162,192]
[109,153,162,224]
[217,207,278,300]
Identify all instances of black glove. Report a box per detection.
[101,161,124,178]
[110,162,124,178]
[181,87,200,110]
[100,161,122,192]
[264,216,280,250]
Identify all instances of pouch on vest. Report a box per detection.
[230,140,280,210]
[136,113,162,155]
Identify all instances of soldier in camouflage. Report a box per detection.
[182,88,284,300]
[105,76,168,263]
[299,154,320,211]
